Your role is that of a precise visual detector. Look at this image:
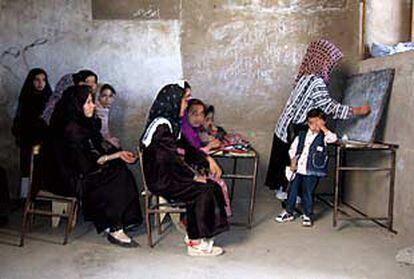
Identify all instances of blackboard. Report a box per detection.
[336,69,395,143]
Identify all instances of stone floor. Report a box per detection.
[0,190,413,279]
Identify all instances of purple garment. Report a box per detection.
[181,112,203,149]
[180,113,232,217]
[42,73,74,124]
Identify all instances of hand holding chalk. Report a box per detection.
[352,105,371,116]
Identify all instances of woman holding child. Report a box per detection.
[140,82,229,257]
[181,98,232,217]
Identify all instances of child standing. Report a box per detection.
[275,108,337,227]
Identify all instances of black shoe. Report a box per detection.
[107,233,140,248]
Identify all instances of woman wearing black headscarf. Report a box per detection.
[42,85,142,248]
[12,68,52,197]
[140,82,229,257]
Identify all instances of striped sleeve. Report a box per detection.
[312,79,352,120]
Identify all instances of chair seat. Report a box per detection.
[149,203,187,211]
[37,190,77,202]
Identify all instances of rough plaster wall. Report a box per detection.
[181,0,360,185]
[366,0,411,46]
[0,0,183,196]
[92,0,181,20]
[349,53,414,237]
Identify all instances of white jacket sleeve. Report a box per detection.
[288,136,299,159]
[324,131,338,144]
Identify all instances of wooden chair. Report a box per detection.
[137,148,186,248]
[20,145,78,246]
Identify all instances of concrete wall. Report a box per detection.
[180,0,361,184]
[366,0,411,46]
[0,0,361,195]
[0,0,183,196]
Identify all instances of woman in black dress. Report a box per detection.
[42,85,142,247]
[140,82,229,256]
[12,68,52,198]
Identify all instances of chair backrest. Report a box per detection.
[136,146,150,194]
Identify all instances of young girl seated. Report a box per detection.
[200,104,227,146]
[12,68,52,198]
[275,108,337,227]
[200,105,250,154]
[182,99,222,153]
[181,99,232,216]
[95,84,121,148]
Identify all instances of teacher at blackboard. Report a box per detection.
[266,39,371,199]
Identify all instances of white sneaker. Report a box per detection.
[275,187,287,200]
[275,210,295,223]
[187,239,223,257]
[185,236,214,246]
[301,215,313,227]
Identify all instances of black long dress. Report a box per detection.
[41,119,142,233]
[12,69,52,178]
[12,91,49,177]
[143,124,229,239]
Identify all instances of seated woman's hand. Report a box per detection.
[118,151,137,164]
[194,174,207,183]
[206,156,222,179]
[207,138,221,150]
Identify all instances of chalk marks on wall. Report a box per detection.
[188,17,325,94]
[222,0,347,15]
[0,38,48,81]
[184,0,347,98]
[92,0,181,20]
[132,8,160,20]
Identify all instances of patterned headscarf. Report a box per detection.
[295,39,343,84]
[141,84,185,144]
